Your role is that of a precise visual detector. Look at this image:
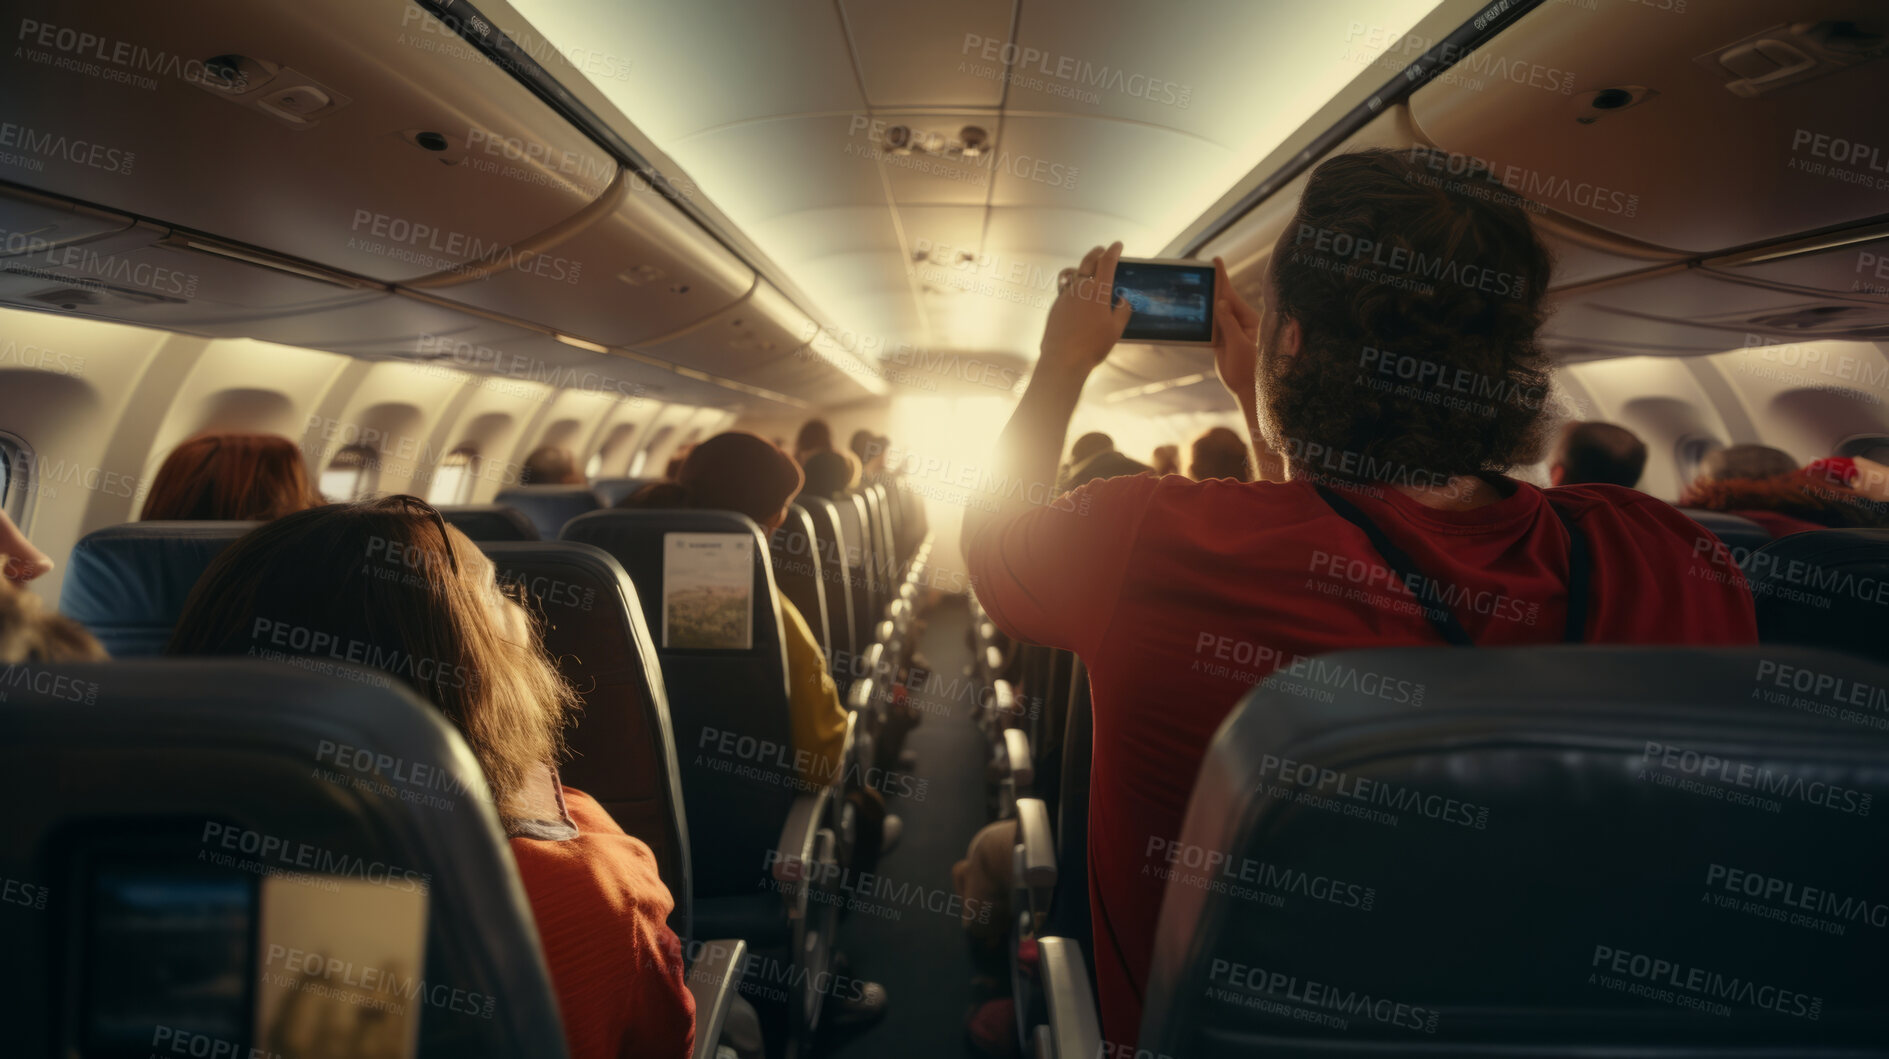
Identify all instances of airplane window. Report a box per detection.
[426,447,479,506]
[584,450,604,479]
[318,445,380,503]
[0,430,27,522]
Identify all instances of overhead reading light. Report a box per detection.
[881,124,990,160]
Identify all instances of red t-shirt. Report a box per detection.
[510,787,695,1059]
[966,475,1757,1044]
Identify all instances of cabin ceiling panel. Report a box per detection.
[839,0,1014,108]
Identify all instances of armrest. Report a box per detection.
[1038,937,1101,1059]
[686,938,747,1059]
[1015,797,1056,890]
[989,679,1017,727]
[1004,728,1034,789]
[772,712,855,883]
[773,792,825,883]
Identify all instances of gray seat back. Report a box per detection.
[1144,645,1889,1058]
[0,660,567,1058]
[479,541,691,940]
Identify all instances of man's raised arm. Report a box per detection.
[960,242,1133,562]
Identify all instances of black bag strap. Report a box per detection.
[1312,484,1591,646]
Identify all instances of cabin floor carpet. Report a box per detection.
[817,595,994,1059]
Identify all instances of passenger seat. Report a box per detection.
[1035,645,1889,1057]
[494,485,603,539]
[1745,527,1889,663]
[439,504,539,542]
[60,521,257,656]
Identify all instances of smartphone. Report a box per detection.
[1112,257,1216,345]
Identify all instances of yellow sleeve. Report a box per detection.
[779,597,848,787]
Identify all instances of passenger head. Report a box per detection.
[1150,445,1180,477]
[1550,421,1647,487]
[849,429,887,473]
[1256,147,1555,486]
[141,434,321,521]
[799,450,858,499]
[521,445,584,486]
[793,419,833,461]
[662,442,694,482]
[168,497,576,814]
[1189,427,1251,482]
[621,431,805,532]
[0,578,107,663]
[1070,432,1114,465]
[1699,444,1797,483]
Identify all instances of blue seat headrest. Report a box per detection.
[59,521,257,657]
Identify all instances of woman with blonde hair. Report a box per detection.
[169,496,694,1059]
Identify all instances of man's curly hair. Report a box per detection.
[1261,147,1556,487]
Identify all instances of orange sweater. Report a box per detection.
[510,787,695,1059]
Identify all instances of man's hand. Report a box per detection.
[1039,242,1133,379]
[1210,255,1261,407]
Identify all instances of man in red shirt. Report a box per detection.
[961,148,1758,1047]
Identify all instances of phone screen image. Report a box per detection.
[1113,261,1215,343]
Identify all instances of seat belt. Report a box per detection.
[1312,483,1591,646]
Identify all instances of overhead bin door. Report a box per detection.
[1,0,618,281]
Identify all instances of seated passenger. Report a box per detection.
[1187,426,1251,482]
[1678,444,1886,534]
[141,433,321,521]
[961,148,1759,1043]
[792,418,834,466]
[520,444,585,486]
[0,509,54,585]
[796,449,860,501]
[1054,431,1152,493]
[622,433,892,1025]
[1549,421,1646,487]
[168,498,694,1059]
[849,429,891,486]
[623,433,850,787]
[1149,444,1181,477]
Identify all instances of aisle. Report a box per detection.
[820,596,991,1059]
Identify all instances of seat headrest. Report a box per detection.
[1744,528,1889,662]
[476,539,692,938]
[1143,645,1889,1057]
[0,659,567,1057]
[438,504,538,542]
[59,521,258,657]
[492,486,602,539]
[1679,508,1773,563]
[591,477,660,506]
